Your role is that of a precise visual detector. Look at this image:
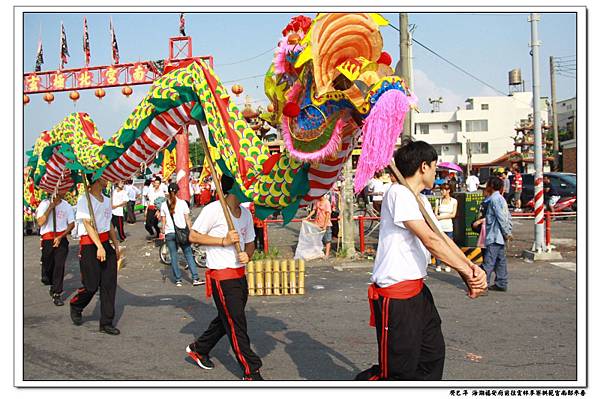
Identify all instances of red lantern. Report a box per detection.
[23,95,30,105]
[282,102,300,118]
[231,84,244,97]
[377,51,392,66]
[95,88,106,100]
[43,93,54,104]
[69,91,80,102]
[122,86,133,97]
[267,103,274,113]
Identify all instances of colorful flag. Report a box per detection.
[60,22,70,69]
[162,148,177,181]
[34,39,44,72]
[110,18,120,64]
[83,17,90,66]
[179,13,186,36]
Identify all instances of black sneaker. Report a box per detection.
[70,306,82,326]
[489,284,507,292]
[52,294,64,306]
[99,325,121,335]
[186,344,214,369]
[243,371,264,381]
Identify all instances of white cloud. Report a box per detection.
[412,69,465,112]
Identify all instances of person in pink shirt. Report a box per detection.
[306,194,333,258]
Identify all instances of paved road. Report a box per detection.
[21,212,578,382]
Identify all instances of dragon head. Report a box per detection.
[263,13,417,192]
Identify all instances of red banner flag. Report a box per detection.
[60,22,70,69]
[110,18,120,64]
[83,17,90,66]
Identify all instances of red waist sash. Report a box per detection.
[205,267,246,298]
[41,230,65,241]
[368,278,424,327]
[80,232,110,246]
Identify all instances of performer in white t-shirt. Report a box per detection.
[356,141,487,381]
[145,177,165,239]
[35,192,75,306]
[70,175,121,335]
[124,180,140,224]
[185,174,263,381]
[111,181,129,241]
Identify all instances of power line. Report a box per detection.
[215,46,276,67]
[388,22,508,96]
[222,74,265,84]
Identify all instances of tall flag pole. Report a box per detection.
[83,17,90,67]
[179,13,186,36]
[110,17,120,64]
[35,37,44,72]
[60,22,70,70]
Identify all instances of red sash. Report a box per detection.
[205,267,246,298]
[80,232,110,246]
[41,230,65,241]
[368,279,424,327]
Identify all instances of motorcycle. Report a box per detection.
[525,195,576,213]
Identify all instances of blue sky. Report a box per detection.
[22,11,577,163]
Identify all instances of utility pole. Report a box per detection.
[341,158,356,258]
[549,56,560,170]
[528,13,547,254]
[466,138,472,177]
[400,13,412,139]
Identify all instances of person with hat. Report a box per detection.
[70,175,121,335]
[160,183,203,287]
[185,174,263,380]
[36,192,75,306]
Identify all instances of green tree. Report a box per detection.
[188,140,205,168]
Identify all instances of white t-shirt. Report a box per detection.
[76,194,113,235]
[125,184,140,201]
[36,199,75,235]
[369,178,386,201]
[466,175,480,192]
[147,187,165,207]
[192,201,255,270]
[142,186,150,206]
[371,184,441,288]
[160,183,169,195]
[437,197,457,233]
[160,198,190,234]
[112,189,129,217]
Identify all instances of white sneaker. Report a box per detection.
[192,279,205,286]
[444,266,452,273]
[435,266,442,272]
[175,281,183,287]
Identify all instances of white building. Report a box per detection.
[411,92,550,165]
[556,97,576,135]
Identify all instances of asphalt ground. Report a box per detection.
[20,209,578,383]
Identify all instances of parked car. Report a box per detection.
[511,172,576,210]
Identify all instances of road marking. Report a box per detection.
[550,262,576,272]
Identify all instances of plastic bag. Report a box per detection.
[294,220,326,261]
[476,223,486,248]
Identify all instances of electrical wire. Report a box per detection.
[215,46,277,67]
[222,74,265,84]
[387,22,508,97]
